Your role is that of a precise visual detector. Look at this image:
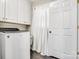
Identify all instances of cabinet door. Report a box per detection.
[5,0,18,22]
[18,0,31,24]
[0,0,5,20]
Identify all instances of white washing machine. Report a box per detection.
[0,31,30,59]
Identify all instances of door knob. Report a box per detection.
[49,31,52,33]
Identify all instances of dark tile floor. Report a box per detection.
[31,51,57,59]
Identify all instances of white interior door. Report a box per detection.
[62,0,77,59]
[47,0,77,59]
[0,0,5,20]
[5,0,18,21]
[32,5,49,55]
[47,1,64,58]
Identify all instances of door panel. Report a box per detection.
[62,0,77,59]
[48,3,64,58]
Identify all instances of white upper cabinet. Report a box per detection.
[5,0,18,22]
[18,0,32,24]
[0,0,5,20]
[0,0,31,25]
